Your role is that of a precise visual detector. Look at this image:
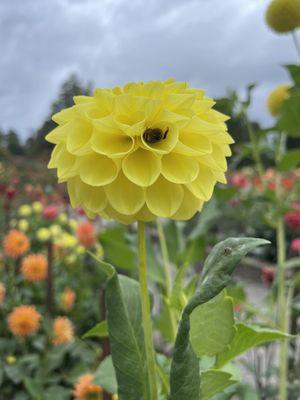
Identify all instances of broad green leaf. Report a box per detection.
[44,386,71,400]
[94,356,118,394]
[169,237,269,400]
[23,378,43,399]
[91,256,148,400]
[216,323,292,368]
[278,150,300,171]
[169,263,190,313]
[99,226,135,271]
[190,291,235,357]
[155,296,176,342]
[82,320,108,339]
[285,257,300,270]
[200,370,237,400]
[285,64,300,86]
[278,90,300,137]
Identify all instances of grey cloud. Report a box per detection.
[0,0,298,138]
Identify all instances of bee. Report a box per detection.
[143,127,169,144]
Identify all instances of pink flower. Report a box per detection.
[230,173,250,189]
[261,266,275,286]
[42,205,58,220]
[284,204,300,231]
[291,238,300,253]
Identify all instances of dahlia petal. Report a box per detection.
[213,170,227,184]
[122,148,161,186]
[171,187,203,220]
[146,176,184,217]
[161,153,199,184]
[103,204,137,225]
[134,205,156,222]
[105,171,145,215]
[78,154,118,187]
[187,165,216,201]
[52,106,78,125]
[73,95,94,104]
[66,119,93,155]
[92,129,134,157]
[80,185,107,212]
[142,81,164,98]
[48,143,78,180]
[211,143,228,170]
[177,132,212,155]
[46,123,70,144]
[67,177,81,208]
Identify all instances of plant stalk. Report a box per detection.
[156,219,177,341]
[137,221,158,400]
[46,240,54,315]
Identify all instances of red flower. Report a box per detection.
[6,187,16,200]
[261,266,275,286]
[284,204,300,230]
[230,174,250,188]
[281,178,294,190]
[42,205,58,220]
[0,183,7,195]
[76,221,96,248]
[291,238,300,253]
[76,207,86,216]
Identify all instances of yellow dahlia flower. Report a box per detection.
[47,79,233,223]
[36,228,51,242]
[267,84,291,116]
[18,205,32,217]
[18,219,29,232]
[32,201,43,213]
[266,0,300,33]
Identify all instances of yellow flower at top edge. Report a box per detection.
[267,84,291,116]
[47,79,233,224]
[266,0,300,33]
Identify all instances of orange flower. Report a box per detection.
[76,221,96,248]
[62,288,76,311]
[0,282,5,306]
[21,254,48,282]
[53,316,74,345]
[73,373,103,400]
[8,305,41,337]
[3,230,30,258]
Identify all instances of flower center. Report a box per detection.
[143,127,169,144]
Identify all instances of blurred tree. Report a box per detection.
[26,74,92,155]
[5,130,24,155]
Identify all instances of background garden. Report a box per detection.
[0,0,300,399]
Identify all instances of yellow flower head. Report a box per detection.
[21,254,48,282]
[266,0,300,33]
[3,230,30,258]
[267,84,291,116]
[47,79,233,223]
[49,224,62,237]
[73,373,103,400]
[18,205,32,217]
[65,254,77,264]
[6,355,16,365]
[8,305,41,337]
[18,219,29,232]
[32,201,43,213]
[76,245,85,255]
[52,316,74,345]
[36,228,51,242]
[60,233,77,248]
[58,213,68,223]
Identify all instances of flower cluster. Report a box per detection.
[47,79,233,223]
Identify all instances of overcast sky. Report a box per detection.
[0,0,297,140]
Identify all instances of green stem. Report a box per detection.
[137,221,158,400]
[245,117,266,189]
[275,132,288,400]
[156,220,177,341]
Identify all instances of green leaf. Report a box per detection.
[82,320,108,339]
[216,323,292,368]
[94,356,118,394]
[278,90,300,137]
[23,378,43,399]
[99,226,136,271]
[91,256,148,400]
[200,370,237,400]
[169,237,269,400]
[278,150,300,171]
[285,64,300,86]
[190,291,235,357]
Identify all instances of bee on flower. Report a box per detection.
[8,305,41,337]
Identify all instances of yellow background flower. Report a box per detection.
[47,79,233,223]
[18,205,32,217]
[267,84,291,116]
[266,0,300,33]
[8,305,41,337]
[36,228,51,242]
